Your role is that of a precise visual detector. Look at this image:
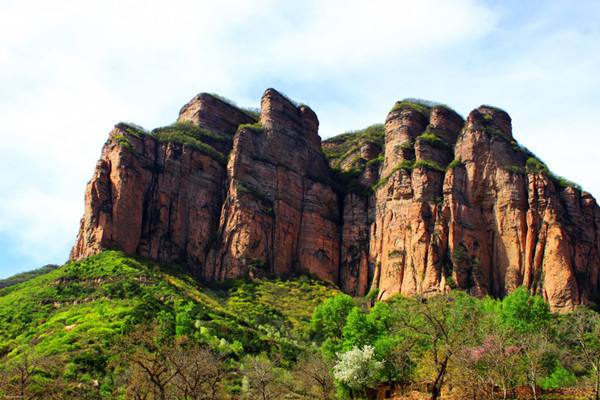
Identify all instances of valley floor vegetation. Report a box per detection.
[0,251,599,399]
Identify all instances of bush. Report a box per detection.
[241,107,260,119]
[398,140,415,151]
[328,168,373,198]
[372,160,415,190]
[417,132,450,148]
[238,122,264,133]
[151,122,228,164]
[523,157,582,190]
[549,172,582,191]
[116,122,147,136]
[323,124,385,161]
[525,157,548,173]
[152,121,229,143]
[447,159,464,169]
[366,155,384,167]
[391,100,431,118]
[540,364,577,389]
[209,93,238,107]
[236,182,273,210]
[414,159,445,173]
[503,165,526,175]
[113,134,134,150]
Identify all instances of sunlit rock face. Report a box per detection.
[72,91,600,311]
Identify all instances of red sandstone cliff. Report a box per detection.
[72,90,600,311]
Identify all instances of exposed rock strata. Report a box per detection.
[72,91,600,311]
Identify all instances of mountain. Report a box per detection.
[70,88,599,312]
[0,264,58,289]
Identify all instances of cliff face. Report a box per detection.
[71,89,340,284]
[204,89,340,282]
[72,90,600,311]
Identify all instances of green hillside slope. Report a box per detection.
[1,251,599,400]
[0,251,338,398]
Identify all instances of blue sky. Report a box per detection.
[1,0,600,278]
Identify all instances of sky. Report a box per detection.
[1,0,600,278]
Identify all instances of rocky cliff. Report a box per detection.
[72,90,600,311]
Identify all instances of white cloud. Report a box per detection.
[260,0,496,75]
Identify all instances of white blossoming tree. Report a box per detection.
[333,345,383,398]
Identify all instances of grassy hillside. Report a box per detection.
[1,251,599,400]
[0,251,338,398]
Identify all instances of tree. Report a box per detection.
[372,335,414,392]
[520,331,550,400]
[341,302,393,350]
[127,339,177,400]
[453,333,521,400]
[311,294,355,341]
[0,353,64,400]
[175,302,195,337]
[292,351,335,400]
[241,354,285,400]
[539,363,577,390]
[126,329,227,400]
[485,334,521,400]
[333,345,383,399]
[169,342,226,400]
[566,307,600,400]
[396,293,482,400]
[341,308,372,349]
[499,287,550,334]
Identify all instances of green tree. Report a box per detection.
[341,308,371,349]
[310,294,355,341]
[540,363,576,390]
[175,302,195,337]
[341,302,393,350]
[396,293,482,400]
[372,335,414,388]
[157,309,176,341]
[499,287,550,334]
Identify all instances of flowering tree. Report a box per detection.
[454,334,522,399]
[333,345,382,399]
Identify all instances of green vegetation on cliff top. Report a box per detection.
[115,121,229,165]
[322,124,384,165]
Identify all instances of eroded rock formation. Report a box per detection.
[72,90,600,311]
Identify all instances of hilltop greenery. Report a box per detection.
[114,121,230,166]
[151,122,229,164]
[321,124,385,198]
[322,124,384,166]
[390,100,432,118]
[477,118,583,192]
